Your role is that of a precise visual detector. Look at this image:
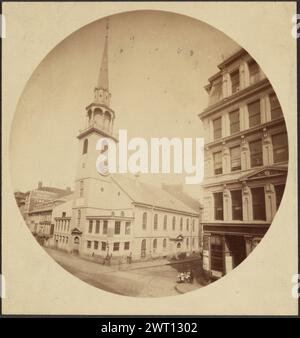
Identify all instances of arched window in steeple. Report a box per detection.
[104,111,111,130]
[83,139,88,154]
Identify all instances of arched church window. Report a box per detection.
[163,215,167,230]
[77,210,81,226]
[104,111,111,130]
[172,216,176,231]
[154,214,158,230]
[87,109,92,125]
[142,212,147,230]
[153,238,157,250]
[83,139,88,154]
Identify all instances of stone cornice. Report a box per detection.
[199,78,271,119]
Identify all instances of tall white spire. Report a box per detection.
[94,18,111,107]
[97,19,109,91]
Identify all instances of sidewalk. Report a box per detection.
[175,282,202,294]
[118,256,202,271]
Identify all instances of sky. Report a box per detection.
[10,10,239,199]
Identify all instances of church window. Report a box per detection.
[142,212,147,230]
[172,216,176,231]
[154,214,158,230]
[163,215,167,230]
[83,139,88,154]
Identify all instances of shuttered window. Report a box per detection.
[213,117,222,140]
[214,192,224,220]
[272,133,288,163]
[270,93,283,120]
[230,70,240,94]
[231,190,243,220]
[250,139,263,167]
[229,109,240,134]
[251,187,266,220]
[230,146,241,171]
[214,151,223,175]
[248,100,261,127]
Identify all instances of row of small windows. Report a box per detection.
[231,60,261,94]
[209,60,261,105]
[87,240,130,251]
[213,132,288,175]
[212,93,283,141]
[88,220,131,235]
[142,213,196,232]
[55,219,70,233]
[213,184,285,221]
[149,237,196,252]
[54,235,68,244]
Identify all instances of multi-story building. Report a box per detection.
[199,49,288,280]
[64,23,201,263]
[14,191,27,218]
[50,194,74,250]
[23,181,72,230]
[26,188,73,245]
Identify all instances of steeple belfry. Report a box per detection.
[94,19,111,107]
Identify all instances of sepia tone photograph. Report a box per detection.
[9,8,290,300]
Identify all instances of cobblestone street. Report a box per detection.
[45,248,206,297]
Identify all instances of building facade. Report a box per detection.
[60,24,202,263]
[26,189,73,246]
[51,196,73,250]
[199,49,288,280]
[24,181,71,232]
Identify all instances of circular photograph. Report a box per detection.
[10,10,288,297]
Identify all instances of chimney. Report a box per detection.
[38,181,42,189]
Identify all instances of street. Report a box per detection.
[45,248,206,297]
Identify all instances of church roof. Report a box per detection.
[112,175,198,216]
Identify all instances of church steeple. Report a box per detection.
[94,19,111,107]
[81,18,116,140]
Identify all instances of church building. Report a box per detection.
[52,22,201,263]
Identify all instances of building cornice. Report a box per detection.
[77,126,118,142]
[205,116,285,149]
[199,78,271,119]
[86,215,134,220]
[132,202,199,217]
[202,163,288,188]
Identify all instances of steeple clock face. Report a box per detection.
[97,142,110,176]
[98,161,110,176]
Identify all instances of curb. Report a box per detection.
[120,257,202,271]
